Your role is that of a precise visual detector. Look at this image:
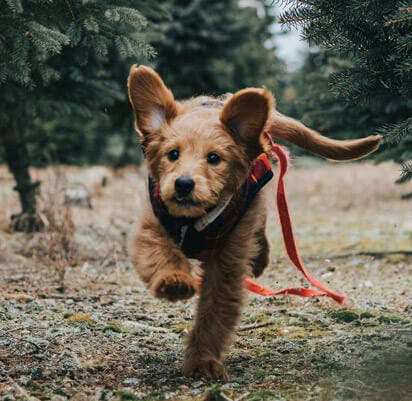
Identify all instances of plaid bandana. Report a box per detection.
[149,153,274,262]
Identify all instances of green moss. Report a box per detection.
[378,314,403,324]
[258,350,274,358]
[329,309,359,323]
[100,388,114,401]
[251,368,272,380]
[31,366,43,380]
[54,388,70,398]
[230,365,246,375]
[329,309,407,326]
[243,313,273,325]
[30,391,49,398]
[247,390,279,401]
[203,385,226,401]
[117,389,139,401]
[141,390,165,400]
[359,311,375,319]
[103,322,124,333]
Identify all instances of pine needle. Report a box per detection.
[396,162,412,184]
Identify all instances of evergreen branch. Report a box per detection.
[278,5,322,27]
[384,15,412,26]
[378,118,412,145]
[27,21,70,55]
[396,162,412,184]
[384,5,412,26]
[104,7,147,29]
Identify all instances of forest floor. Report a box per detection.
[0,160,411,401]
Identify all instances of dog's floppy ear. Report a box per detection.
[220,88,272,157]
[128,65,178,137]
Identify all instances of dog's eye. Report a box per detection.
[168,149,179,162]
[207,152,221,165]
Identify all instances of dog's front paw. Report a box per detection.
[151,271,196,302]
[183,358,228,380]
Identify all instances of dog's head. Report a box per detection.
[128,65,382,218]
[128,65,272,218]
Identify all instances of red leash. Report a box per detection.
[243,132,346,304]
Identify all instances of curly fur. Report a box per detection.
[127,65,381,379]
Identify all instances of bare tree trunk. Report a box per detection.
[1,124,43,232]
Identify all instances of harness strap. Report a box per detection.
[243,132,345,304]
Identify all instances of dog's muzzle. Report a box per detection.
[174,176,195,198]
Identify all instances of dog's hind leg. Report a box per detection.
[131,211,196,302]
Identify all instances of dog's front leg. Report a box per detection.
[183,195,263,380]
[183,250,247,380]
[131,212,196,302]
[183,225,257,379]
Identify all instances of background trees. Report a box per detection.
[0,0,158,230]
[0,0,286,230]
[278,0,412,189]
[1,0,410,231]
[153,0,284,98]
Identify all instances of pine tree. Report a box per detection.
[0,0,157,231]
[152,0,285,98]
[278,0,412,185]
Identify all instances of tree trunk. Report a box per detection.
[1,125,43,232]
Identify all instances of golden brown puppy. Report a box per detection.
[127,65,381,379]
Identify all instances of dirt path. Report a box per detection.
[0,161,411,401]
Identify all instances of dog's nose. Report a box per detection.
[175,176,195,197]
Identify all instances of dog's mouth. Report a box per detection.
[172,196,196,207]
[165,194,216,218]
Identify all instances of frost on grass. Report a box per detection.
[0,162,411,401]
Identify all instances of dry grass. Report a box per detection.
[37,170,77,291]
[0,160,411,401]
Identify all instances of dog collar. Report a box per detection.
[148,153,274,261]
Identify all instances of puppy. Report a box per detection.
[127,65,381,379]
